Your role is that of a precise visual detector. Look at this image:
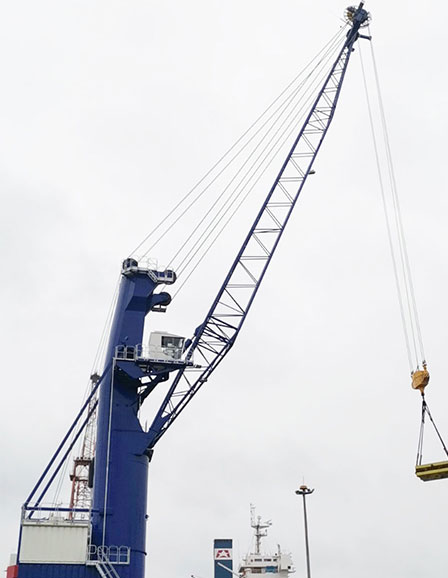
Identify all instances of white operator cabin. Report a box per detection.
[147,331,185,362]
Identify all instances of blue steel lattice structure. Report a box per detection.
[13,5,370,578]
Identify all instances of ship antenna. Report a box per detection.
[250,504,272,555]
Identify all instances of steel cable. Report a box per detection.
[359,45,414,373]
[166,37,347,292]
[360,38,427,373]
[171,50,343,297]
[368,35,426,367]
[129,26,347,259]
[165,32,347,272]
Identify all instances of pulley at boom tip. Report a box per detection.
[345,3,371,28]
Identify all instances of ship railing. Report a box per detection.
[88,544,130,565]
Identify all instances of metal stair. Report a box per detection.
[87,545,129,578]
[91,558,121,578]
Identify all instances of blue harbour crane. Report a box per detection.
[8,4,371,578]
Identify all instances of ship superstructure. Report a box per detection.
[238,508,294,577]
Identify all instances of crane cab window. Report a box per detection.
[161,336,184,348]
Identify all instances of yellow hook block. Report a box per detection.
[411,369,430,394]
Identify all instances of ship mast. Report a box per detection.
[251,505,272,555]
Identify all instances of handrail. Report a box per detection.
[88,544,131,565]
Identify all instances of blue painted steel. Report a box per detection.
[24,507,93,513]
[24,371,107,507]
[142,2,370,451]
[214,539,233,578]
[18,565,97,578]
[89,261,175,578]
[30,402,98,518]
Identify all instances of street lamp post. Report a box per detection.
[295,484,314,578]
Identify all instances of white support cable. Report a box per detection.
[129,27,347,259]
[30,278,120,512]
[172,59,338,299]
[143,31,347,263]
[65,275,121,514]
[165,33,347,272]
[169,38,347,292]
[359,42,424,373]
[368,36,426,366]
[166,77,310,269]
[92,275,121,375]
[358,46,413,372]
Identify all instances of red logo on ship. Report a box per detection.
[215,549,232,559]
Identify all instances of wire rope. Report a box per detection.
[143,29,347,262]
[167,37,346,292]
[360,37,426,373]
[171,55,340,298]
[359,45,414,372]
[416,397,448,465]
[165,33,347,272]
[368,34,426,366]
[49,274,121,510]
[129,26,347,258]
[423,400,448,459]
[416,398,426,466]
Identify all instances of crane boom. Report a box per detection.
[143,3,370,451]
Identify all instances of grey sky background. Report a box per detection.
[1,1,448,577]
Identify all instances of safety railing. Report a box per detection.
[115,344,188,365]
[115,345,138,361]
[23,503,92,523]
[88,544,130,565]
[121,256,176,284]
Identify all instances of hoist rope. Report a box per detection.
[129,26,348,259]
[359,37,426,373]
[359,46,413,372]
[416,396,448,466]
[368,35,425,366]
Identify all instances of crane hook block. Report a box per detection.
[411,369,430,393]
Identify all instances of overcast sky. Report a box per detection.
[1,1,448,577]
